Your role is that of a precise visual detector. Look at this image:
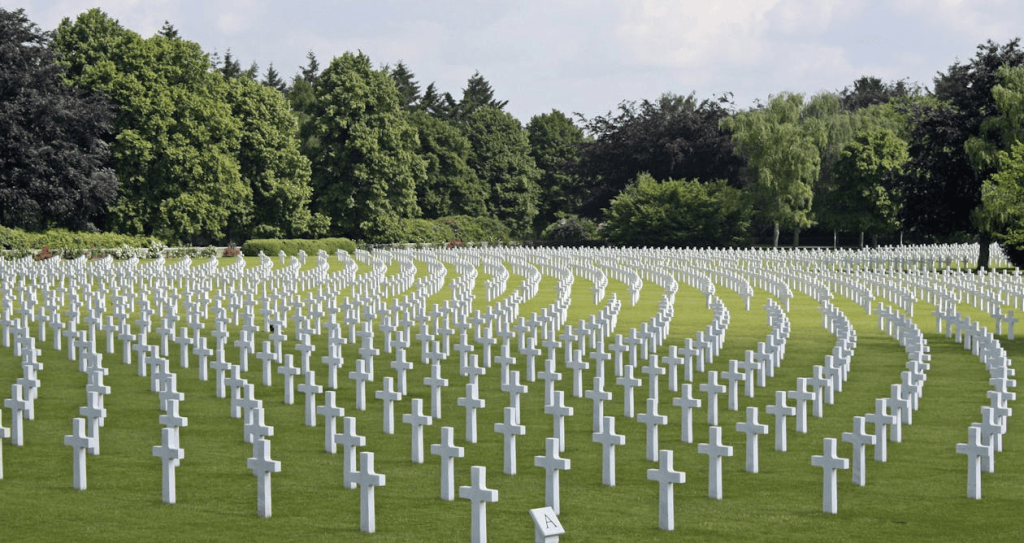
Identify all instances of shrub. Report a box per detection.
[540,214,600,243]
[241,238,356,257]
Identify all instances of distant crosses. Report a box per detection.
[647,449,686,531]
[432,426,465,501]
[811,438,849,514]
[459,466,499,543]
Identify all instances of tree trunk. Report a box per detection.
[792,228,800,248]
[833,230,837,250]
[978,230,992,270]
[872,234,878,247]
[773,222,780,248]
[859,231,864,248]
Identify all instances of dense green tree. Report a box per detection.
[970,66,1024,263]
[819,128,909,245]
[55,9,252,244]
[463,106,540,237]
[900,39,1024,266]
[308,52,426,242]
[0,8,118,231]
[225,77,326,239]
[576,93,747,218]
[602,173,750,247]
[408,111,488,218]
[526,110,585,230]
[721,93,820,247]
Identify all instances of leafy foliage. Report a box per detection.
[0,7,118,231]
[408,111,488,218]
[602,173,751,247]
[539,214,600,243]
[527,110,585,229]
[721,93,820,246]
[463,106,541,237]
[307,52,426,242]
[576,92,746,218]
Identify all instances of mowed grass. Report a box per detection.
[0,252,1021,542]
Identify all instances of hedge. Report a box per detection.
[241,237,357,257]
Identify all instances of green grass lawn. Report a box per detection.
[0,251,1021,542]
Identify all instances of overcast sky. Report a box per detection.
[8,1,1024,122]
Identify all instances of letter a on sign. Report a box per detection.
[530,506,565,542]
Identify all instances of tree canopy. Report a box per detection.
[0,8,118,232]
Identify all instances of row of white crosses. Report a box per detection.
[0,243,1014,537]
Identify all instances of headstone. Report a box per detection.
[841,415,875,486]
[735,406,768,473]
[458,383,485,444]
[152,426,184,504]
[431,426,465,501]
[494,406,526,475]
[336,416,365,490]
[672,384,701,444]
[647,449,686,531]
[788,378,815,434]
[638,397,668,462]
[955,426,989,500]
[545,390,574,452]
[534,437,570,514]
[298,370,324,427]
[697,425,733,500]
[616,364,641,418]
[316,391,345,453]
[403,398,433,464]
[700,371,726,426]
[353,451,386,533]
[459,465,499,543]
[424,362,448,420]
[810,437,849,514]
[63,417,96,490]
[865,398,895,462]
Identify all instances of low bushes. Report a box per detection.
[399,215,512,245]
[241,237,357,257]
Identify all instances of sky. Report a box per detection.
[7,0,1024,123]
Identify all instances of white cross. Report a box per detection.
[459,465,499,543]
[811,437,849,514]
[647,449,685,531]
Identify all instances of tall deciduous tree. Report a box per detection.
[463,105,540,237]
[576,93,746,218]
[308,51,425,242]
[526,110,584,229]
[56,9,251,244]
[0,8,118,231]
[408,111,488,218]
[225,77,326,239]
[819,128,909,245]
[721,93,820,247]
[900,39,1024,266]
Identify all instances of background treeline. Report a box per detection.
[6,8,1024,265]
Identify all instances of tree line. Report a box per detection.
[5,7,1024,265]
